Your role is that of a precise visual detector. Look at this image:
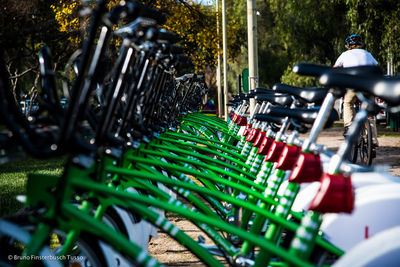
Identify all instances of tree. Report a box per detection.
[250,0,400,87]
[142,0,246,101]
[0,0,79,101]
[257,0,348,86]
[345,0,400,71]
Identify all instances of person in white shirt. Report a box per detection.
[333,34,379,154]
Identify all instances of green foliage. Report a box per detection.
[226,0,400,88]
[259,0,348,86]
[1,0,79,101]
[2,0,400,96]
[281,65,316,87]
[345,0,400,66]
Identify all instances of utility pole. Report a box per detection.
[222,0,228,120]
[216,0,223,117]
[387,50,394,76]
[247,0,258,113]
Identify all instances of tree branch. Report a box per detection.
[9,68,36,79]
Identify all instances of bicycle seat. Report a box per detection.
[176,73,196,82]
[254,94,293,106]
[293,63,382,77]
[157,29,179,44]
[264,106,339,127]
[253,114,285,125]
[254,112,310,133]
[108,0,166,25]
[272,83,328,105]
[253,88,275,94]
[266,106,319,124]
[319,72,400,106]
[170,45,184,54]
[114,18,157,38]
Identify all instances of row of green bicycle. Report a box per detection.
[174,64,400,266]
[2,0,400,266]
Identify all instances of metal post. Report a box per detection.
[216,0,223,117]
[387,50,394,76]
[247,0,258,113]
[238,74,242,94]
[222,0,228,121]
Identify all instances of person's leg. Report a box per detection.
[367,116,379,145]
[343,90,357,134]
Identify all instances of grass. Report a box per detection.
[376,124,400,137]
[0,156,66,217]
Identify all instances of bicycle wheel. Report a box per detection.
[348,137,358,164]
[358,121,373,166]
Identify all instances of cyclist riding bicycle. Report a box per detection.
[333,34,379,157]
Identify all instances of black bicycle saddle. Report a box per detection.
[273,83,328,106]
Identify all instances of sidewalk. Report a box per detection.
[314,126,400,177]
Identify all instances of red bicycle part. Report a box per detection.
[309,173,354,214]
[242,123,252,136]
[289,152,323,183]
[257,136,274,155]
[253,131,266,148]
[246,128,261,143]
[276,145,301,170]
[265,140,285,163]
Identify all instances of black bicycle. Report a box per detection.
[349,120,373,165]
[348,98,375,166]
